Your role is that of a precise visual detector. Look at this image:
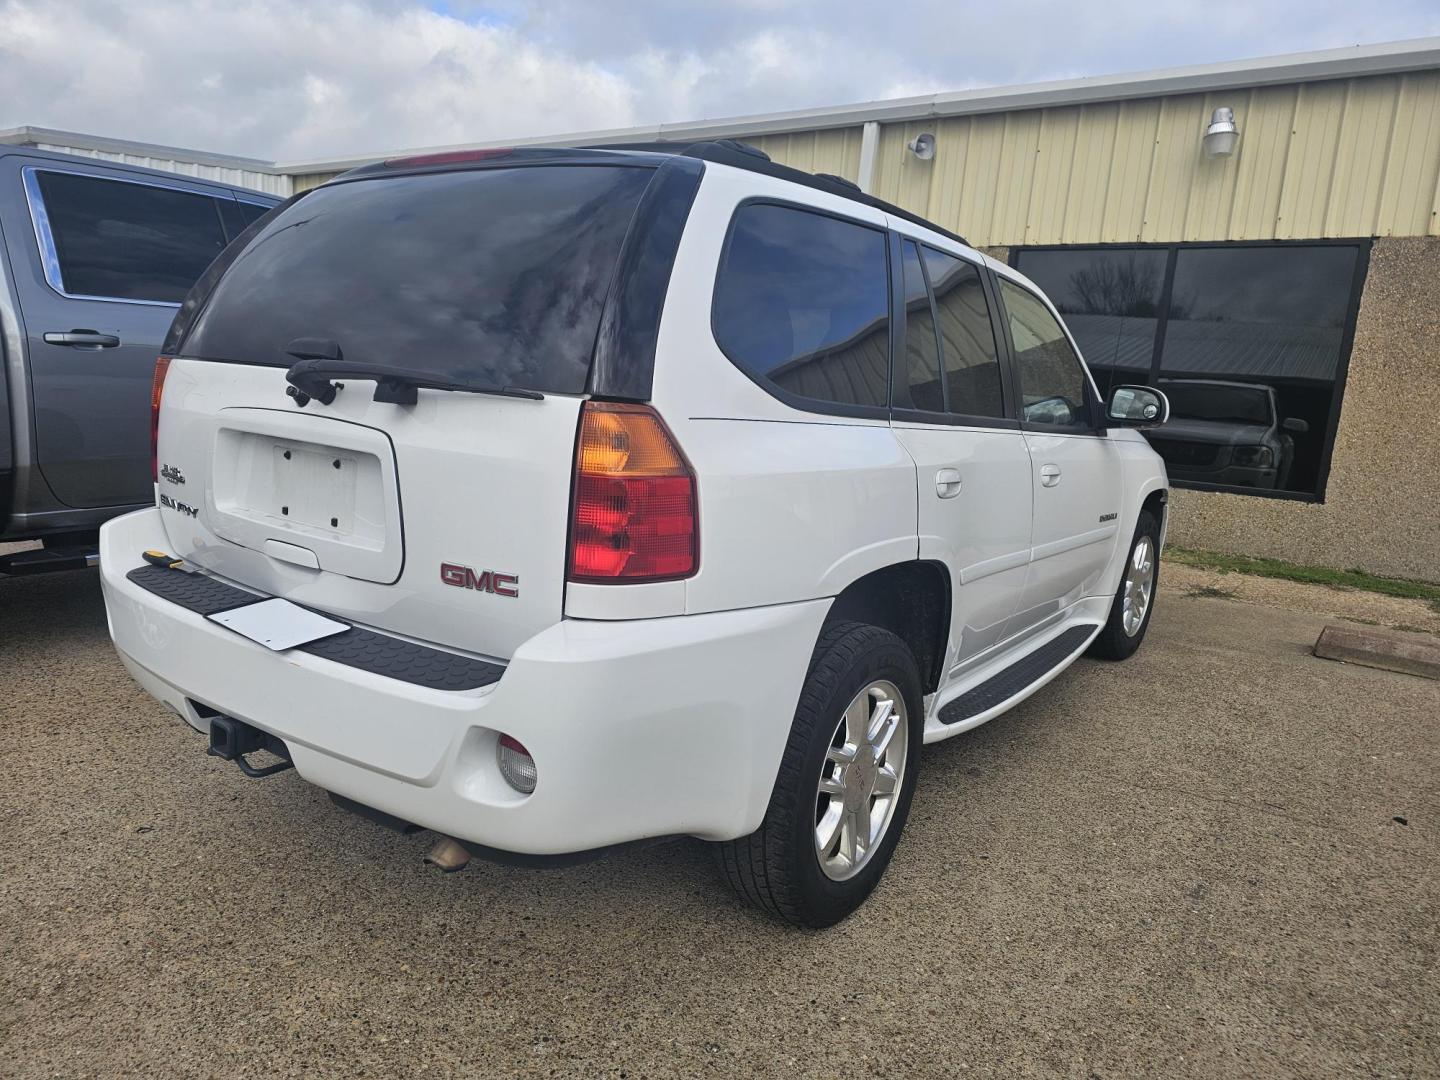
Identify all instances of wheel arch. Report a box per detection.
[821,559,950,695]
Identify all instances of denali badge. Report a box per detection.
[1098,512,1118,523]
[441,562,519,598]
[160,463,186,485]
[160,493,200,518]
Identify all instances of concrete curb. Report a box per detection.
[1313,624,1440,680]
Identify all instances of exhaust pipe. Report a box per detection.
[425,836,471,873]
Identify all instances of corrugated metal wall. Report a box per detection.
[30,141,288,196]
[844,71,1440,246]
[280,69,1440,243]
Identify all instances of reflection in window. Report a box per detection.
[899,240,943,411]
[998,278,1090,429]
[714,204,890,409]
[924,249,1005,419]
[36,171,229,303]
[1014,248,1166,398]
[1157,246,1357,494]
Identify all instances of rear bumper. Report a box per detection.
[101,508,828,853]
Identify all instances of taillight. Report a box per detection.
[384,148,513,167]
[568,402,697,583]
[150,356,171,483]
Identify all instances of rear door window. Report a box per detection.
[923,249,1006,420]
[181,165,655,395]
[898,239,943,412]
[713,203,890,411]
[32,171,230,303]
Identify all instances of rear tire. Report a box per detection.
[714,621,923,928]
[1089,509,1160,661]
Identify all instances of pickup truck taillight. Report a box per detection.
[568,401,697,583]
[150,356,171,483]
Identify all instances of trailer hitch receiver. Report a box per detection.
[207,715,294,778]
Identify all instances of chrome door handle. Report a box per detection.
[935,468,963,499]
[44,329,120,349]
[1039,463,1062,487]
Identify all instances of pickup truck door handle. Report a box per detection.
[935,468,963,499]
[44,330,120,349]
[1039,463,1062,487]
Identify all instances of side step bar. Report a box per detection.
[0,545,99,577]
[938,624,1100,726]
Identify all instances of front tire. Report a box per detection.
[714,621,923,928]
[1088,509,1160,661]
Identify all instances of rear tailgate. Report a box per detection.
[151,161,660,660]
[156,359,579,659]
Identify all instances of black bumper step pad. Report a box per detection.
[938,624,1098,726]
[125,565,504,692]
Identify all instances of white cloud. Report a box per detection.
[1,0,1437,162]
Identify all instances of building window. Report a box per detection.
[1012,241,1368,500]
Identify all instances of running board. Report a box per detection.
[938,624,1100,726]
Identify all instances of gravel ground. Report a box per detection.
[1,567,1436,1078]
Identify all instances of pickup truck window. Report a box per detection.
[31,171,230,304]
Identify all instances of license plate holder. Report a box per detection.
[208,598,350,651]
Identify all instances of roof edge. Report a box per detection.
[274,36,1440,174]
[0,125,281,173]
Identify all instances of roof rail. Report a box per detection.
[590,139,970,247]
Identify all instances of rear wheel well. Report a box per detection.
[823,561,949,694]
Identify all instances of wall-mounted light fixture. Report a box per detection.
[1203,107,1239,157]
[906,132,936,161]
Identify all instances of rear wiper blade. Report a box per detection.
[284,349,544,407]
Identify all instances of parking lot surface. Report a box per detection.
[1,567,1436,1078]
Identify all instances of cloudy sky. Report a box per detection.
[2,0,1437,163]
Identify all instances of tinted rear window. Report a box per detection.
[181,165,654,394]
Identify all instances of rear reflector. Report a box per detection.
[385,148,513,168]
[150,356,171,483]
[568,402,697,583]
[496,734,537,795]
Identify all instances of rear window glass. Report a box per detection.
[181,165,654,395]
[713,203,890,411]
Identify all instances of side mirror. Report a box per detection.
[1106,384,1169,428]
[1282,417,1309,434]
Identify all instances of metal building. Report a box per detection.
[6,38,1438,580]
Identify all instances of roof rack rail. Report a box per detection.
[587,139,969,246]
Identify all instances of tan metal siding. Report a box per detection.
[743,127,865,181]
[291,171,342,193]
[860,70,1440,245]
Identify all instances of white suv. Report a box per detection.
[99,141,1169,927]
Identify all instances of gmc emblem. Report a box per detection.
[441,562,519,598]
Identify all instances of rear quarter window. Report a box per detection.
[180,165,654,395]
[712,203,890,412]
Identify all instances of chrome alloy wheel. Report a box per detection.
[814,680,909,881]
[1122,535,1156,637]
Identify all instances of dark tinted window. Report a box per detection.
[237,201,272,225]
[924,249,1005,418]
[714,204,889,410]
[1014,248,1167,398]
[998,278,1091,429]
[1157,245,1359,494]
[36,171,229,303]
[182,166,652,394]
[899,240,943,411]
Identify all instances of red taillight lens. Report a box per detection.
[568,402,697,583]
[150,356,171,483]
[385,148,513,168]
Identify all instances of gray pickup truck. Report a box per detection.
[1,147,279,573]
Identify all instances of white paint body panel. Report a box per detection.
[103,158,1171,856]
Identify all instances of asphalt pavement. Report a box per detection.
[1,567,1435,1078]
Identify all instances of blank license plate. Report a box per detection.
[209,598,350,651]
